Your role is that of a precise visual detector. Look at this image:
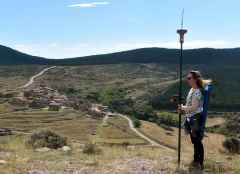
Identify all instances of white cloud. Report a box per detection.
[92,2,109,5]
[68,1,110,8]
[12,40,240,59]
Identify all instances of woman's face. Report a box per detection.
[186,73,197,87]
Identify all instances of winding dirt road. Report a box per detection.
[19,66,57,89]
[117,113,175,151]
[97,106,175,151]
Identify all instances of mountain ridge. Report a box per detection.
[1,45,240,65]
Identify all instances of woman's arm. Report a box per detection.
[181,90,202,113]
[181,97,200,113]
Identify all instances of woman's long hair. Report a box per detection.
[189,70,212,89]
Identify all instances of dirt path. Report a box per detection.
[19,66,57,89]
[117,113,175,151]
[91,104,175,151]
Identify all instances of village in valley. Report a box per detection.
[15,85,70,111]
[6,79,112,117]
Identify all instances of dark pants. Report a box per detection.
[190,131,204,166]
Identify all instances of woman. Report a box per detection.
[178,70,211,170]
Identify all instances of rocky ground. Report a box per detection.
[27,157,174,174]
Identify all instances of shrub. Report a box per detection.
[132,118,141,128]
[223,137,240,154]
[133,104,156,121]
[83,143,101,154]
[27,129,67,149]
[66,87,78,95]
[122,141,130,147]
[157,112,179,127]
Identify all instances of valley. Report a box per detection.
[0,65,239,174]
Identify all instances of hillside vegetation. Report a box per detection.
[33,64,240,112]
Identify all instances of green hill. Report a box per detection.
[1,44,240,66]
[0,45,49,65]
[55,47,240,65]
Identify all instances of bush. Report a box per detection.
[223,137,240,154]
[122,141,130,147]
[157,112,179,127]
[133,104,156,121]
[27,129,67,149]
[132,118,141,128]
[83,143,101,154]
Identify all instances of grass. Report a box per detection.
[138,120,240,174]
[0,109,100,143]
[206,117,225,127]
[0,65,47,93]
[138,120,226,152]
[0,103,13,114]
[95,117,147,145]
[138,121,177,149]
[0,134,238,174]
[0,108,237,173]
[0,109,147,145]
[0,135,72,174]
[233,158,240,174]
[204,159,227,174]
[0,135,177,174]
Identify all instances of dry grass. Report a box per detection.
[0,135,177,174]
[0,109,100,143]
[95,117,147,145]
[0,119,238,174]
[206,117,225,127]
[0,103,13,114]
[0,110,148,145]
[0,65,47,92]
[0,133,238,174]
[138,120,240,173]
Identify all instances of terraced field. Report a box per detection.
[0,109,100,142]
[0,109,148,145]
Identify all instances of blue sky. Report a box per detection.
[0,0,240,58]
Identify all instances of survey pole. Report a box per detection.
[176,10,187,167]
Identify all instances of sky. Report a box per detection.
[0,0,240,58]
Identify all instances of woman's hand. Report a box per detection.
[177,104,184,114]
